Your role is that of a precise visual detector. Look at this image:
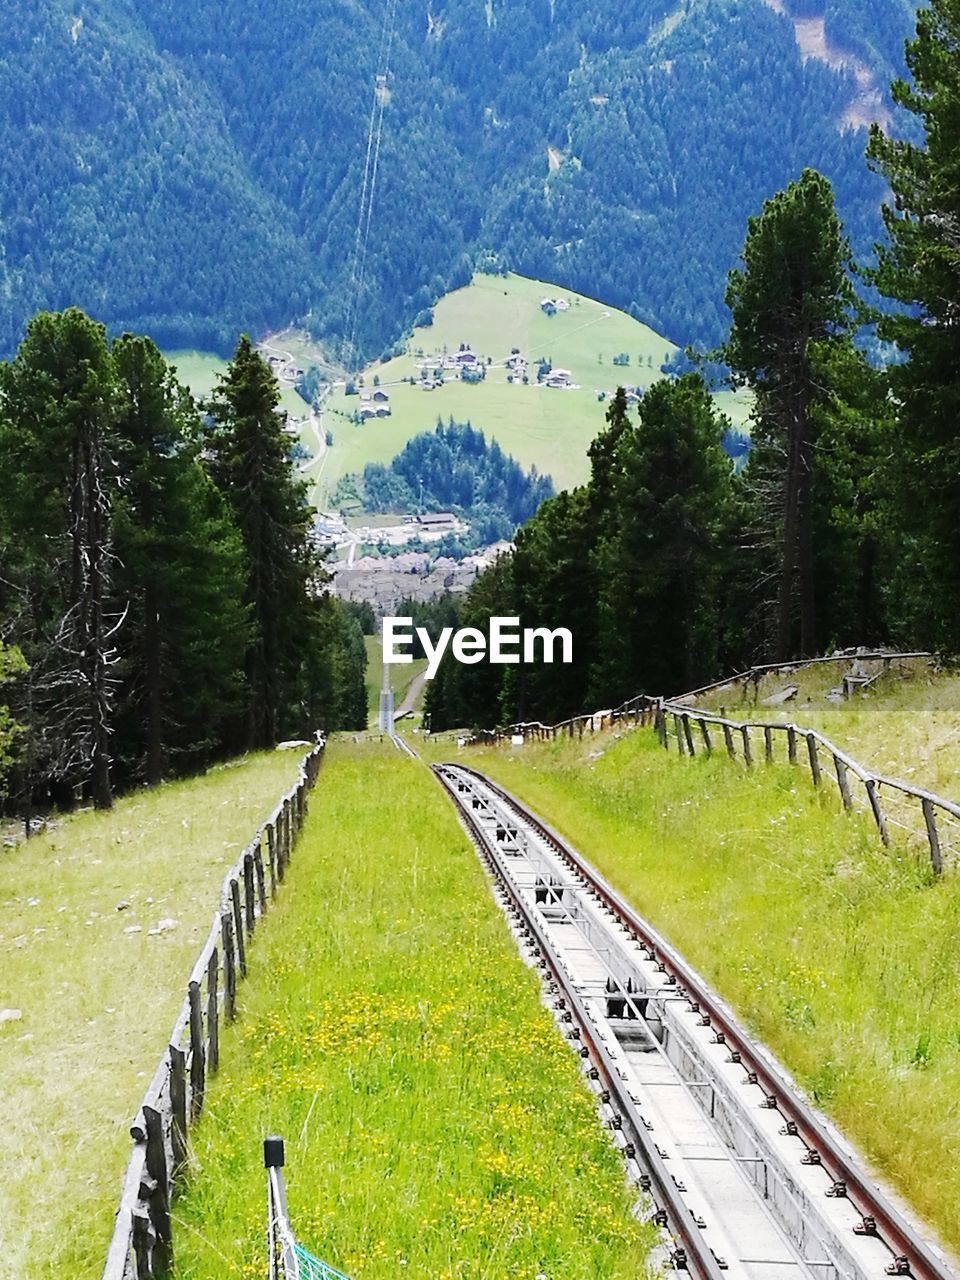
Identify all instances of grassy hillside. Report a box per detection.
[0,748,308,1279]
[172,741,653,1279]
[434,727,960,1259]
[317,273,751,504]
[165,348,312,420]
[693,656,960,800]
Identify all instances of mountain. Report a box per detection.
[0,0,918,360]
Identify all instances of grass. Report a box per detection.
[0,748,308,1280]
[164,349,312,421]
[316,273,752,505]
[694,656,960,800]
[440,727,960,1259]
[171,741,654,1279]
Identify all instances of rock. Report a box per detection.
[116,900,131,912]
[277,739,312,750]
[0,1008,23,1024]
[123,924,142,935]
[148,917,178,937]
[27,897,40,906]
[760,685,799,707]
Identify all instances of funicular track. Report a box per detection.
[433,762,957,1280]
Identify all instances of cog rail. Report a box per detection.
[434,762,957,1280]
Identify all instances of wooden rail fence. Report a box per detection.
[458,651,958,876]
[100,741,325,1280]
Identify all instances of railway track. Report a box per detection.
[433,762,957,1280]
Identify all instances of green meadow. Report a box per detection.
[165,349,312,421]
[171,742,654,1279]
[0,749,307,1280]
[317,273,752,505]
[438,726,960,1258]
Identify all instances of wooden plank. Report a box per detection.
[922,797,944,876]
[206,947,219,1074]
[221,910,236,1021]
[682,714,696,757]
[673,713,686,756]
[243,852,256,934]
[131,1208,152,1279]
[865,779,891,847]
[806,733,821,788]
[254,840,267,914]
[266,822,277,898]
[740,725,753,767]
[698,717,712,754]
[142,1106,173,1276]
[100,1143,147,1280]
[231,878,246,979]
[169,1044,188,1180]
[787,725,797,765]
[188,981,205,1121]
[722,723,736,760]
[764,725,773,764]
[834,755,853,811]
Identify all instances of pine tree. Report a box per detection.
[589,374,735,700]
[723,170,854,659]
[205,335,322,747]
[867,1,960,649]
[0,309,119,808]
[0,642,26,799]
[112,336,248,784]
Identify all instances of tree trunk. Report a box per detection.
[796,391,816,657]
[145,578,163,785]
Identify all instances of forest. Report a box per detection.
[336,420,555,543]
[0,0,919,363]
[423,0,960,728]
[0,322,367,823]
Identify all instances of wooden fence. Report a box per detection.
[100,741,325,1280]
[460,651,959,876]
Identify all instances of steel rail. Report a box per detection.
[432,764,729,1280]
[450,763,957,1280]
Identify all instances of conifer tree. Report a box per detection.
[867,1,960,648]
[205,335,321,747]
[723,170,853,659]
[112,336,248,783]
[0,309,118,808]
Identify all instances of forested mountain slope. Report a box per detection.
[0,0,918,359]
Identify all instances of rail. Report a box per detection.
[447,763,957,1280]
[100,740,325,1280]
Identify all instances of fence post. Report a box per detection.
[169,1045,188,1180]
[673,713,686,756]
[722,723,736,760]
[221,910,236,1021]
[243,852,256,935]
[230,878,246,978]
[698,718,712,754]
[921,797,944,876]
[806,733,822,788]
[864,779,891,847]
[834,756,853,811]
[207,947,219,1074]
[254,840,267,915]
[266,823,277,898]
[787,725,798,765]
[740,725,753,767]
[764,726,773,764]
[682,714,696,757]
[188,980,205,1121]
[143,1105,173,1276]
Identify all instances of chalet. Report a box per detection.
[505,352,527,372]
[374,404,391,417]
[359,406,377,420]
[545,368,573,388]
[372,388,390,402]
[416,511,456,528]
[540,297,571,314]
[448,343,478,368]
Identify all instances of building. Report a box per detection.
[545,368,573,388]
[416,512,456,528]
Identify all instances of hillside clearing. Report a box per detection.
[439,727,960,1259]
[693,656,960,800]
[171,741,654,1279]
[0,749,307,1280]
[317,273,751,504]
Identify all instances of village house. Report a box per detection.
[545,367,574,388]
